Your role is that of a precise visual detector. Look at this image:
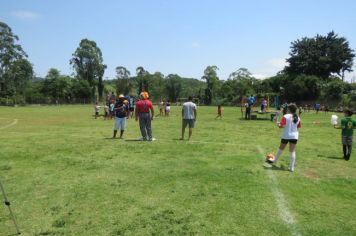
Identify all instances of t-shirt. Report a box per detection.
[248,96,255,106]
[136,99,153,113]
[115,101,128,118]
[129,98,135,108]
[182,101,197,120]
[95,105,100,112]
[341,117,356,136]
[280,114,301,140]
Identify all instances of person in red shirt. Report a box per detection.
[215,105,223,119]
[135,92,155,141]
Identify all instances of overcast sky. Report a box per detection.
[1,0,356,81]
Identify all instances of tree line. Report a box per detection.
[0,21,355,108]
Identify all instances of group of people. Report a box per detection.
[95,93,355,172]
[158,100,171,117]
[95,93,198,141]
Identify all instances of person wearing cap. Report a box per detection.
[113,94,129,139]
[135,92,155,141]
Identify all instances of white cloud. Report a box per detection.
[10,10,41,20]
[191,42,201,48]
[252,74,267,80]
[266,58,288,69]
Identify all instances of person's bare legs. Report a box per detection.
[181,127,185,140]
[273,142,287,163]
[289,143,297,171]
[188,128,193,140]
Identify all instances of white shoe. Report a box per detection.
[148,137,156,141]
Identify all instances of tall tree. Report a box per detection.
[165,74,182,102]
[285,31,355,80]
[70,39,106,101]
[0,22,30,96]
[202,65,219,105]
[115,66,132,95]
[136,66,149,93]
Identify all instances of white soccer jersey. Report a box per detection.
[280,114,301,140]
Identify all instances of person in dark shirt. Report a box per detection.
[113,95,128,139]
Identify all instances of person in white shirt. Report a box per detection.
[180,96,197,140]
[267,103,301,172]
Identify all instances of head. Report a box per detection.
[288,103,297,114]
[140,92,149,100]
[188,96,193,101]
[218,105,221,108]
[118,94,125,100]
[344,108,353,117]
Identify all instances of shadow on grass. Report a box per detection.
[326,156,343,160]
[263,165,289,171]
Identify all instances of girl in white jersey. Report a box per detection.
[267,103,301,172]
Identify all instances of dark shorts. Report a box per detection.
[183,119,195,129]
[342,136,353,145]
[129,107,134,112]
[281,139,298,144]
[95,112,99,116]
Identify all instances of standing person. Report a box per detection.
[181,96,197,140]
[334,109,356,160]
[104,103,109,120]
[215,105,223,119]
[165,100,171,117]
[245,102,251,120]
[113,95,129,139]
[128,96,135,119]
[135,92,155,141]
[248,95,255,109]
[267,104,301,172]
[159,100,164,116]
[315,103,321,114]
[94,102,100,119]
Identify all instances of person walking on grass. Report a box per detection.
[267,103,301,172]
[334,108,356,161]
[181,96,197,140]
[135,92,155,141]
[215,105,223,119]
[94,102,100,119]
[113,95,129,139]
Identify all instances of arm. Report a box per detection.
[150,107,154,120]
[278,117,286,128]
[194,109,197,121]
[135,106,139,121]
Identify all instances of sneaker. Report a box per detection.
[138,137,147,141]
[266,159,274,164]
[288,167,294,172]
[346,153,350,161]
[148,137,156,141]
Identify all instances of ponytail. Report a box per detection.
[293,113,299,124]
[287,103,298,124]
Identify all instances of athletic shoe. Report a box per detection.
[288,167,294,172]
[266,159,274,164]
[138,137,147,141]
[346,154,350,161]
[148,137,156,141]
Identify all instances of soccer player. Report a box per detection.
[334,109,356,160]
[215,105,223,119]
[267,103,301,172]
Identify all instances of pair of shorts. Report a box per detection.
[342,136,353,145]
[281,139,298,144]
[183,119,195,129]
[166,107,171,112]
[129,107,134,112]
[114,117,126,131]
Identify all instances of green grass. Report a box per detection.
[0,105,355,235]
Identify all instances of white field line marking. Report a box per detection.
[257,145,301,236]
[0,119,18,130]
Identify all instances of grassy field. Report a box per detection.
[0,105,355,236]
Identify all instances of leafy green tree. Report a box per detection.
[71,79,91,100]
[0,22,31,98]
[202,65,219,105]
[5,58,33,101]
[115,66,133,95]
[165,74,182,102]
[70,39,106,101]
[136,66,149,93]
[41,69,72,102]
[285,31,355,79]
